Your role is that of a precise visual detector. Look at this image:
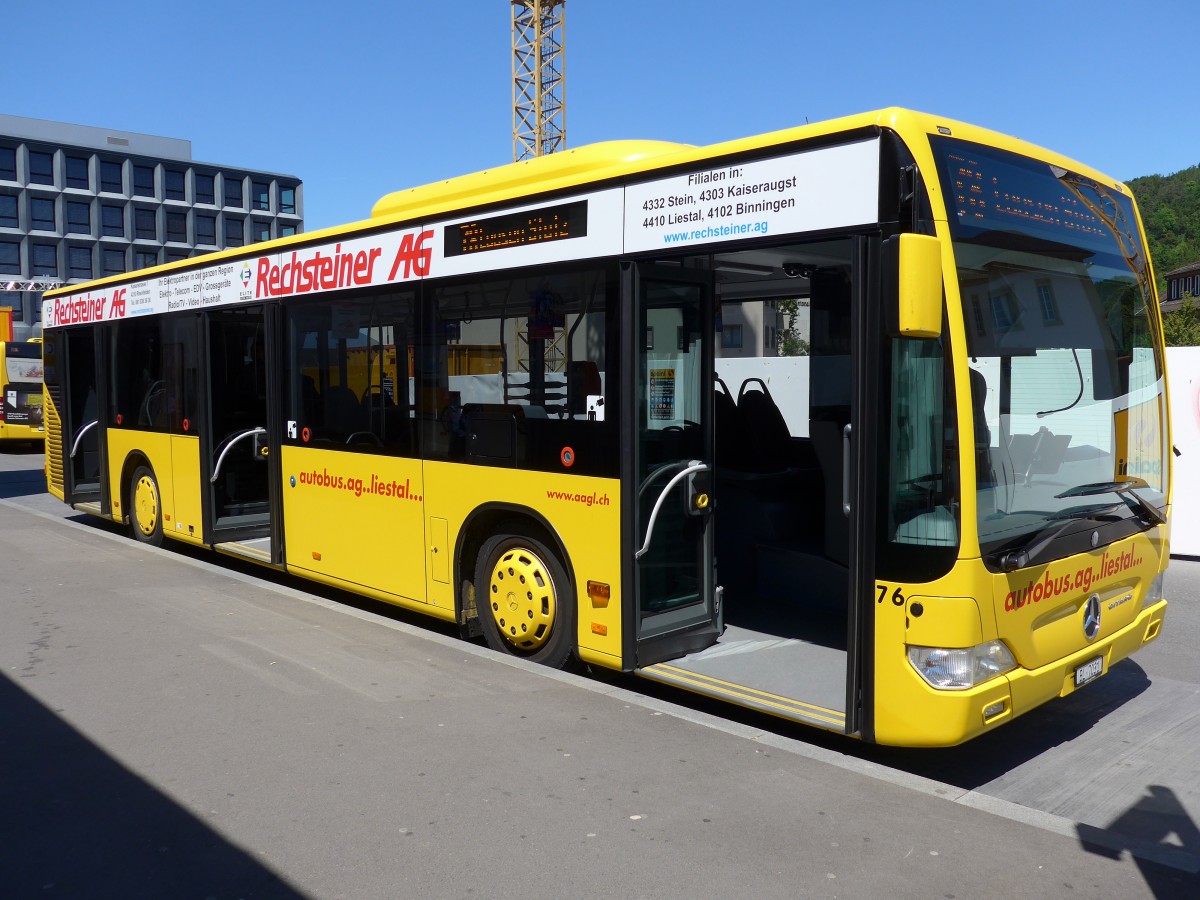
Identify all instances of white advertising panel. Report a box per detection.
[43,142,881,327]
[623,138,880,253]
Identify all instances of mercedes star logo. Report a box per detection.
[1083,594,1102,640]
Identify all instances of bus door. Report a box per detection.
[202,306,278,560]
[625,264,720,666]
[59,327,108,511]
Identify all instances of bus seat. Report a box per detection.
[737,378,793,472]
[714,377,742,468]
[323,385,364,436]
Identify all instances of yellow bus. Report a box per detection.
[40,108,1171,746]
[0,307,45,443]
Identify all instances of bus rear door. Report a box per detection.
[202,306,279,562]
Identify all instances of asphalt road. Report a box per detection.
[1,445,1196,898]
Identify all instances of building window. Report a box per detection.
[135,250,158,270]
[0,290,21,315]
[134,207,157,240]
[30,197,56,231]
[224,217,244,247]
[252,181,270,211]
[66,156,90,189]
[280,186,296,214]
[165,211,187,242]
[279,224,296,237]
[0,240,18,274]
[101,204,125,237]
[721,325,743,349]
[133,164,154,197]
[68,246,92,280]
[253,220,271,243]
[195,173,215,204]
[100,160,123,193]
[165,250,190,263]
[165,169,185,201]
[67,201,91,235]
[1037,281,1060,324]
[0,195,16,228]
[32,243,57,276]
[0,148,15,181]
[990,291,1018,330]
[29,151,54,185]
[195,214,215,245]
[224,177,243,208]
[103,248,126,276]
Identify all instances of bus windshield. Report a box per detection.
[931,137,1167,567]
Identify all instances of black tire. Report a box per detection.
[474,531,575,668]
[129,464,164,547]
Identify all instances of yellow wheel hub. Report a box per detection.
[487,547,556,651]
[133,475,160,537]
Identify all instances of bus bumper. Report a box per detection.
[874,600,1167,748]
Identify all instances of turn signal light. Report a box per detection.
[587,580,610,608]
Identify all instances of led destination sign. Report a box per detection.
[445,200,588,257]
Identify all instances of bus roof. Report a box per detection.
[44,107,1130,302]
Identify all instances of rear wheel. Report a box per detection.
[475,532,575,668]
[129,464,164,547]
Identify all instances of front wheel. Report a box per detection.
[475,532,575,668]
[129,464,164,547]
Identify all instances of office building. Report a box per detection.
[0,113,303,339]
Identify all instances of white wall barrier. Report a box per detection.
[1167,347,1200,557]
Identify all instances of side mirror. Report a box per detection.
[886,233,943,338]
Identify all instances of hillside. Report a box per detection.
[1128,163,1200,290]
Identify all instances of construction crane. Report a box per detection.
[511,0,565,161]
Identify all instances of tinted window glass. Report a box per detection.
[32,244,57,276]
[0,148,15,181]
[66,156,89,189]
[0,241,17,274]
[67,201,90,234]
[0,195,16,228]
[30,197,55,230]
[133,164,154,197]
[195,173,215,204]
[29,151,53,185]
[102,203,125,237]
[100,160,123,192]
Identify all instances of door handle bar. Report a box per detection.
[634,461,708,561]
[210,427,266,483]
[842,424,852,517]
[70,420,99,458]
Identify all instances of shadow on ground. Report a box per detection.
[0,674,307,898]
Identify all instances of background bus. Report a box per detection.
[0,307,44,443]
[39,109,1170,746]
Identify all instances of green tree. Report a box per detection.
[1162,295,1200,347]
[776,297,809,357]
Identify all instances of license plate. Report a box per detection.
[1074,656,1104,687]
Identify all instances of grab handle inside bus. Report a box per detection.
[70,420,98,458]
[211,427,266,483]
[887,233,942,338]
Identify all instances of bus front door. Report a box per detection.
[203,306,277,561]
[626,265,720,666]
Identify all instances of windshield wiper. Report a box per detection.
[994,518,1078,572]
[1055,479,1166,526]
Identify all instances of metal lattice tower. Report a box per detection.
[511,0,566,161]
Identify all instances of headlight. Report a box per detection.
[907,640,1016,690]
[1142,572,1165,609]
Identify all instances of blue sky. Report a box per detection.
[11,0,1199,230]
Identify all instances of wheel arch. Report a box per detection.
[118,450,155,525]
[453,502,577,627]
